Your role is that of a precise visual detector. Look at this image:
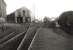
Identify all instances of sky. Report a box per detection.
[4,0,73,20]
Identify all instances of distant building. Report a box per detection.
[6,7,31,23]
[0,0,6,17]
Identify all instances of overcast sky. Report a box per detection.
[4,0,73,20]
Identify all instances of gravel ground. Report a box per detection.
[28,28,73,50]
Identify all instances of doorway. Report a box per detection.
[17,17,23,23]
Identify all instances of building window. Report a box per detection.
[23,10,25,16]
